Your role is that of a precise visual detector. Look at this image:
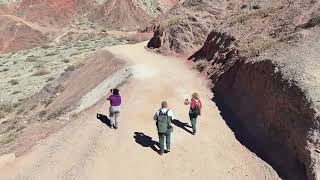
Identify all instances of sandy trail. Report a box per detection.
[0,42,279,180]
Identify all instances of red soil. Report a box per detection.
[0,16,48,53]
[88,0,152,31]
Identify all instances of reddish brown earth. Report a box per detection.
[15,0,75,26]
[0,5,11,15]
[146,0,320,179]
[88,0,152,31]
[0,15,48,53]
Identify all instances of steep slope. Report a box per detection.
[15,0,75,26]
[143,0,239,55]
[146,0,320,179]
[88,0,152,31]
[13,0,97,26]
[133,0,178,16]
[0,15,48,53]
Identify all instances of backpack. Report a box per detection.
[190,103,201,118]
[157,110,171,133]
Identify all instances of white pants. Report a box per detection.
[109,106,120,127]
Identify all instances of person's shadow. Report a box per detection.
[96,113,112,128]
[133,132,159,154]
[172,119,193,134]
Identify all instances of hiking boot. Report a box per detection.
[192,132,196,135]
[114,126,118,130]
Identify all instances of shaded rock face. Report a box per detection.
[214,59,317,180]
[188,30,240,83]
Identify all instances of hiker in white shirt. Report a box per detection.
[153,101,175,155]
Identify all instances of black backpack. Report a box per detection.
[190,104,201,118]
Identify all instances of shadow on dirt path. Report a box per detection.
[171,119,193,135]
[96,113,112,128]
[134,132,159,154]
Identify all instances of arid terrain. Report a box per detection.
[0,0,320,180]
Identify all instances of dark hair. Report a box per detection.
[113,88,119,95]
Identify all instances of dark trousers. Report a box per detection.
[158,131,171,154]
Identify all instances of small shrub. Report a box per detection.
[0,104,13,113]
[44,98,54,107]
[30,104,37,110]
[2,68,9,72]
[32,68,50,76]
[39,110,47,118]
[46,77,55,82]
[0,111,5,119]
[1,134,15,144]
[11,91,21,95]
[26,56,37,62]
[70,52,81,56]
[16,126,25,132]
[42,45,51,49]
[62,59,70,63]
[1,120,9,124]
[6,125,15,132]
[45,51,58,57]
[8,79,19,85]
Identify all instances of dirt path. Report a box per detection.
[0,42,279,180]
[0,14,63,33]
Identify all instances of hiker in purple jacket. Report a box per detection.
[107,88,121,129]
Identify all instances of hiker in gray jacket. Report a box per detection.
[153,101,175,155]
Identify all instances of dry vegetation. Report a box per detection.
[32,68,50,76]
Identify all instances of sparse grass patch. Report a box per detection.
[39,110,47,118]
[32,68,50,76]
[65,62,84,72]
[44,98,54,107]
[47,107,65,120]
[30,104,37,110]
[1,134,15,144]
[26,56,38,62]
[164,18,181,28]
[42,45,51,49]
[17,108,24,115]
[11,91,21,95]
[240,35,277,57]
[8,79,19,85]
[0,104,13,113]
[16,125,25,132]
[194,60,208,72]
[45,51,58,57]
[0,111,5,119]
[6,124,15,132]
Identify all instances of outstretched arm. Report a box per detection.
[153,112,158,121]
